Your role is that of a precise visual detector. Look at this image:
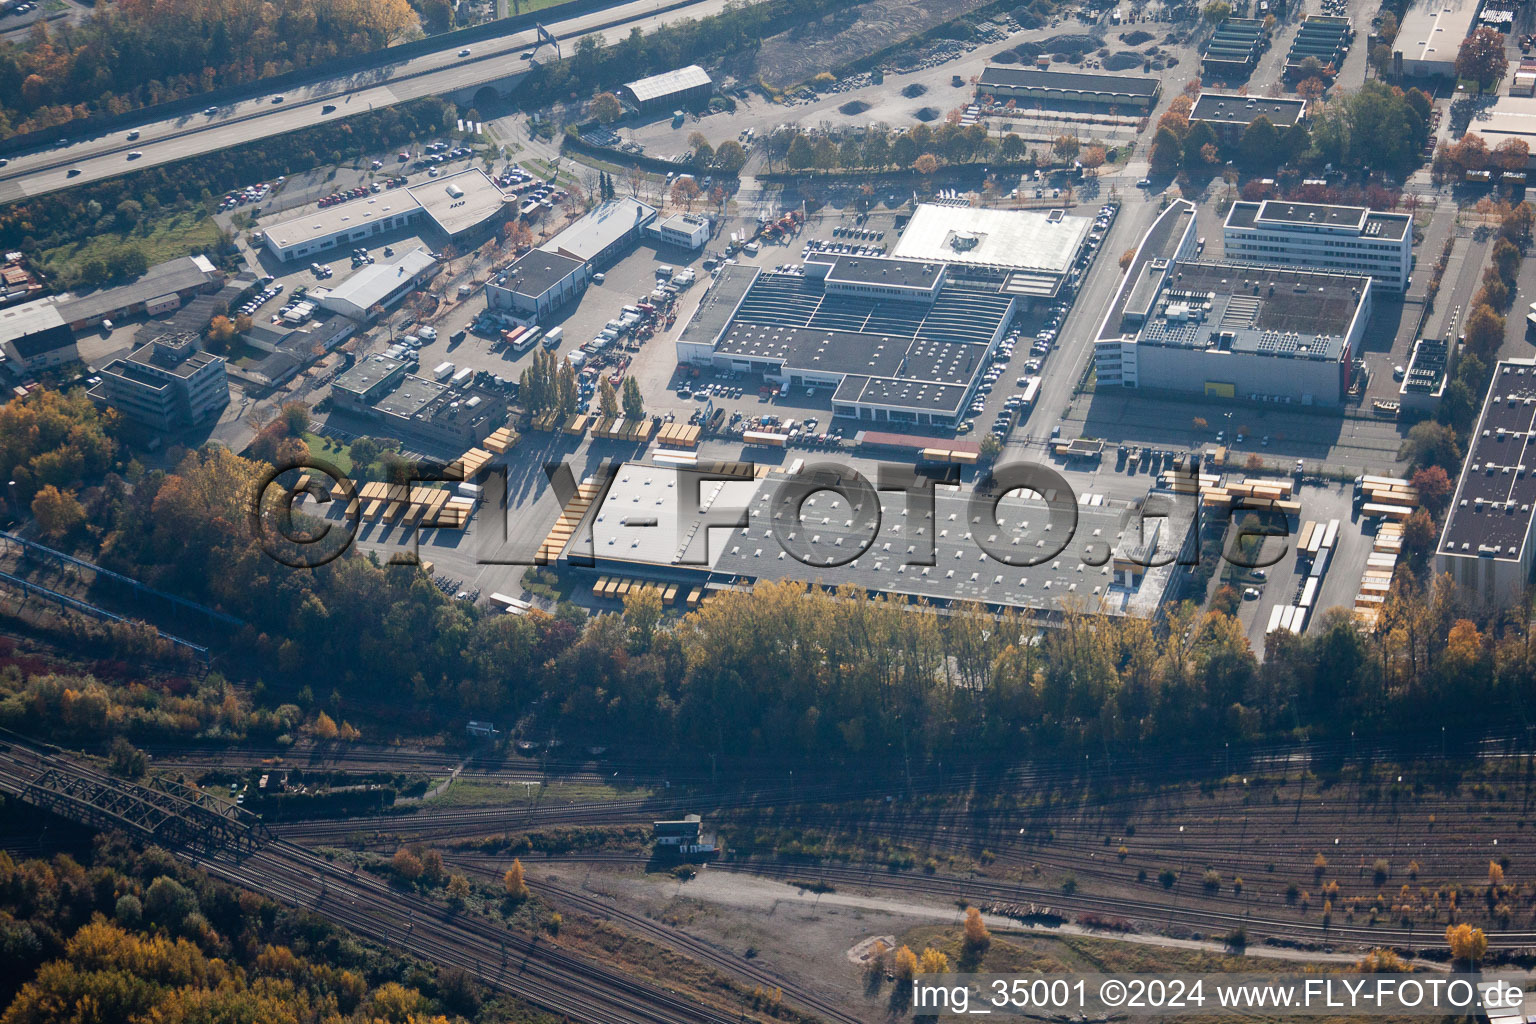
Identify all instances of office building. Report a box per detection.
[1095,201,1373,407]
[1223,201,1413,291]
[88,332,229,430]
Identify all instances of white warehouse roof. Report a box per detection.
[321,248,437,313]
[622,65,712,104]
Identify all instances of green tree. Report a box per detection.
[598,378,619,418]
[1238,115,1279,170]
[1149,126,1183,172]
[1404,420,1461,473]
[622,376,644,419]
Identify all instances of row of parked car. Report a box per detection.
[238,282,285,317]
[801,238,886,259]
[219,178,280,211]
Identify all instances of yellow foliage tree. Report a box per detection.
[503,859,529,900]
[918,947,950,973]
[311,711,338,740]
[893,945,918,983]
[963,906,991,951]
[1490,861,1505,885]
[1446,923,1487,965]
[391,848,424,881]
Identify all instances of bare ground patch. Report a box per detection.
[748,0,1000,90]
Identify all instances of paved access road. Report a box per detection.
[0,0,750,205]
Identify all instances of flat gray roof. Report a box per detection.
[977,66,1160,97]
[1439,359,1536,561]
[678,264,759,346]
[262,193,422,251]
[498,249,586,298]
[1191,93,1307,128]
[374,374,447,419]
[826,255,943,289]
[57,256,218,323]
[1133,260,1368,362]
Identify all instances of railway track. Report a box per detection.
[0,735,786,1024]
[465,851,1536,954]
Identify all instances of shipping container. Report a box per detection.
[432,361,455,381]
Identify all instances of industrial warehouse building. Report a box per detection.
[973,66,1161,111]
[542,197,658,267]
[486,250,591,322]
[87,332,230,430]
[0,300,77,372]
[1394,0,1482,78]
[1436,359,1536,606]
[618,65,713,113]
[261,169,511,262]
[1094,201,1373,407]
[318,247,441,321]
[331,353,506,450]
[1189,93,1308,144]
[52,255,223,331]
[890,203,1094,301]
[675,256,1015,430]
[1222,201,1413,291]
[552,460,1194,620]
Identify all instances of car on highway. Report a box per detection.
[322,104,336,114]
[127,151,142,160]
[520,50,534,59]
[204,106,217,115]
[66,168,80,177]
[458,47,472,56]
[272,95,284,103]
[0,158,7,167]
[126,130,140,140]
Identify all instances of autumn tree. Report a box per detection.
[914,152,940,177]
[446,873,472,908]
[392,848,425,881]
[504,859,530,899]
[893,945,919,984]
[1456,28,1509,93]
[1463,303,1506,361]
[589,92,622,124]
[670,177,701,212]
[598,378,619,418]
[1052,135,1080,161]
[32,484,85,539]
[1120,248,1137,270]
[1409,465,1453,513]
[962,906,991,952]
[918,948,950,973]
[1446,924,1487,966]
[1494,138,1531,171]
[1450,133,1491,173]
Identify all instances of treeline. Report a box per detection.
[68,441,1536,762]
[0,96,454,254]
[0,0,418,138]
[0,837,496,1023]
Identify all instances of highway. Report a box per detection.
[0,0,749,205]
